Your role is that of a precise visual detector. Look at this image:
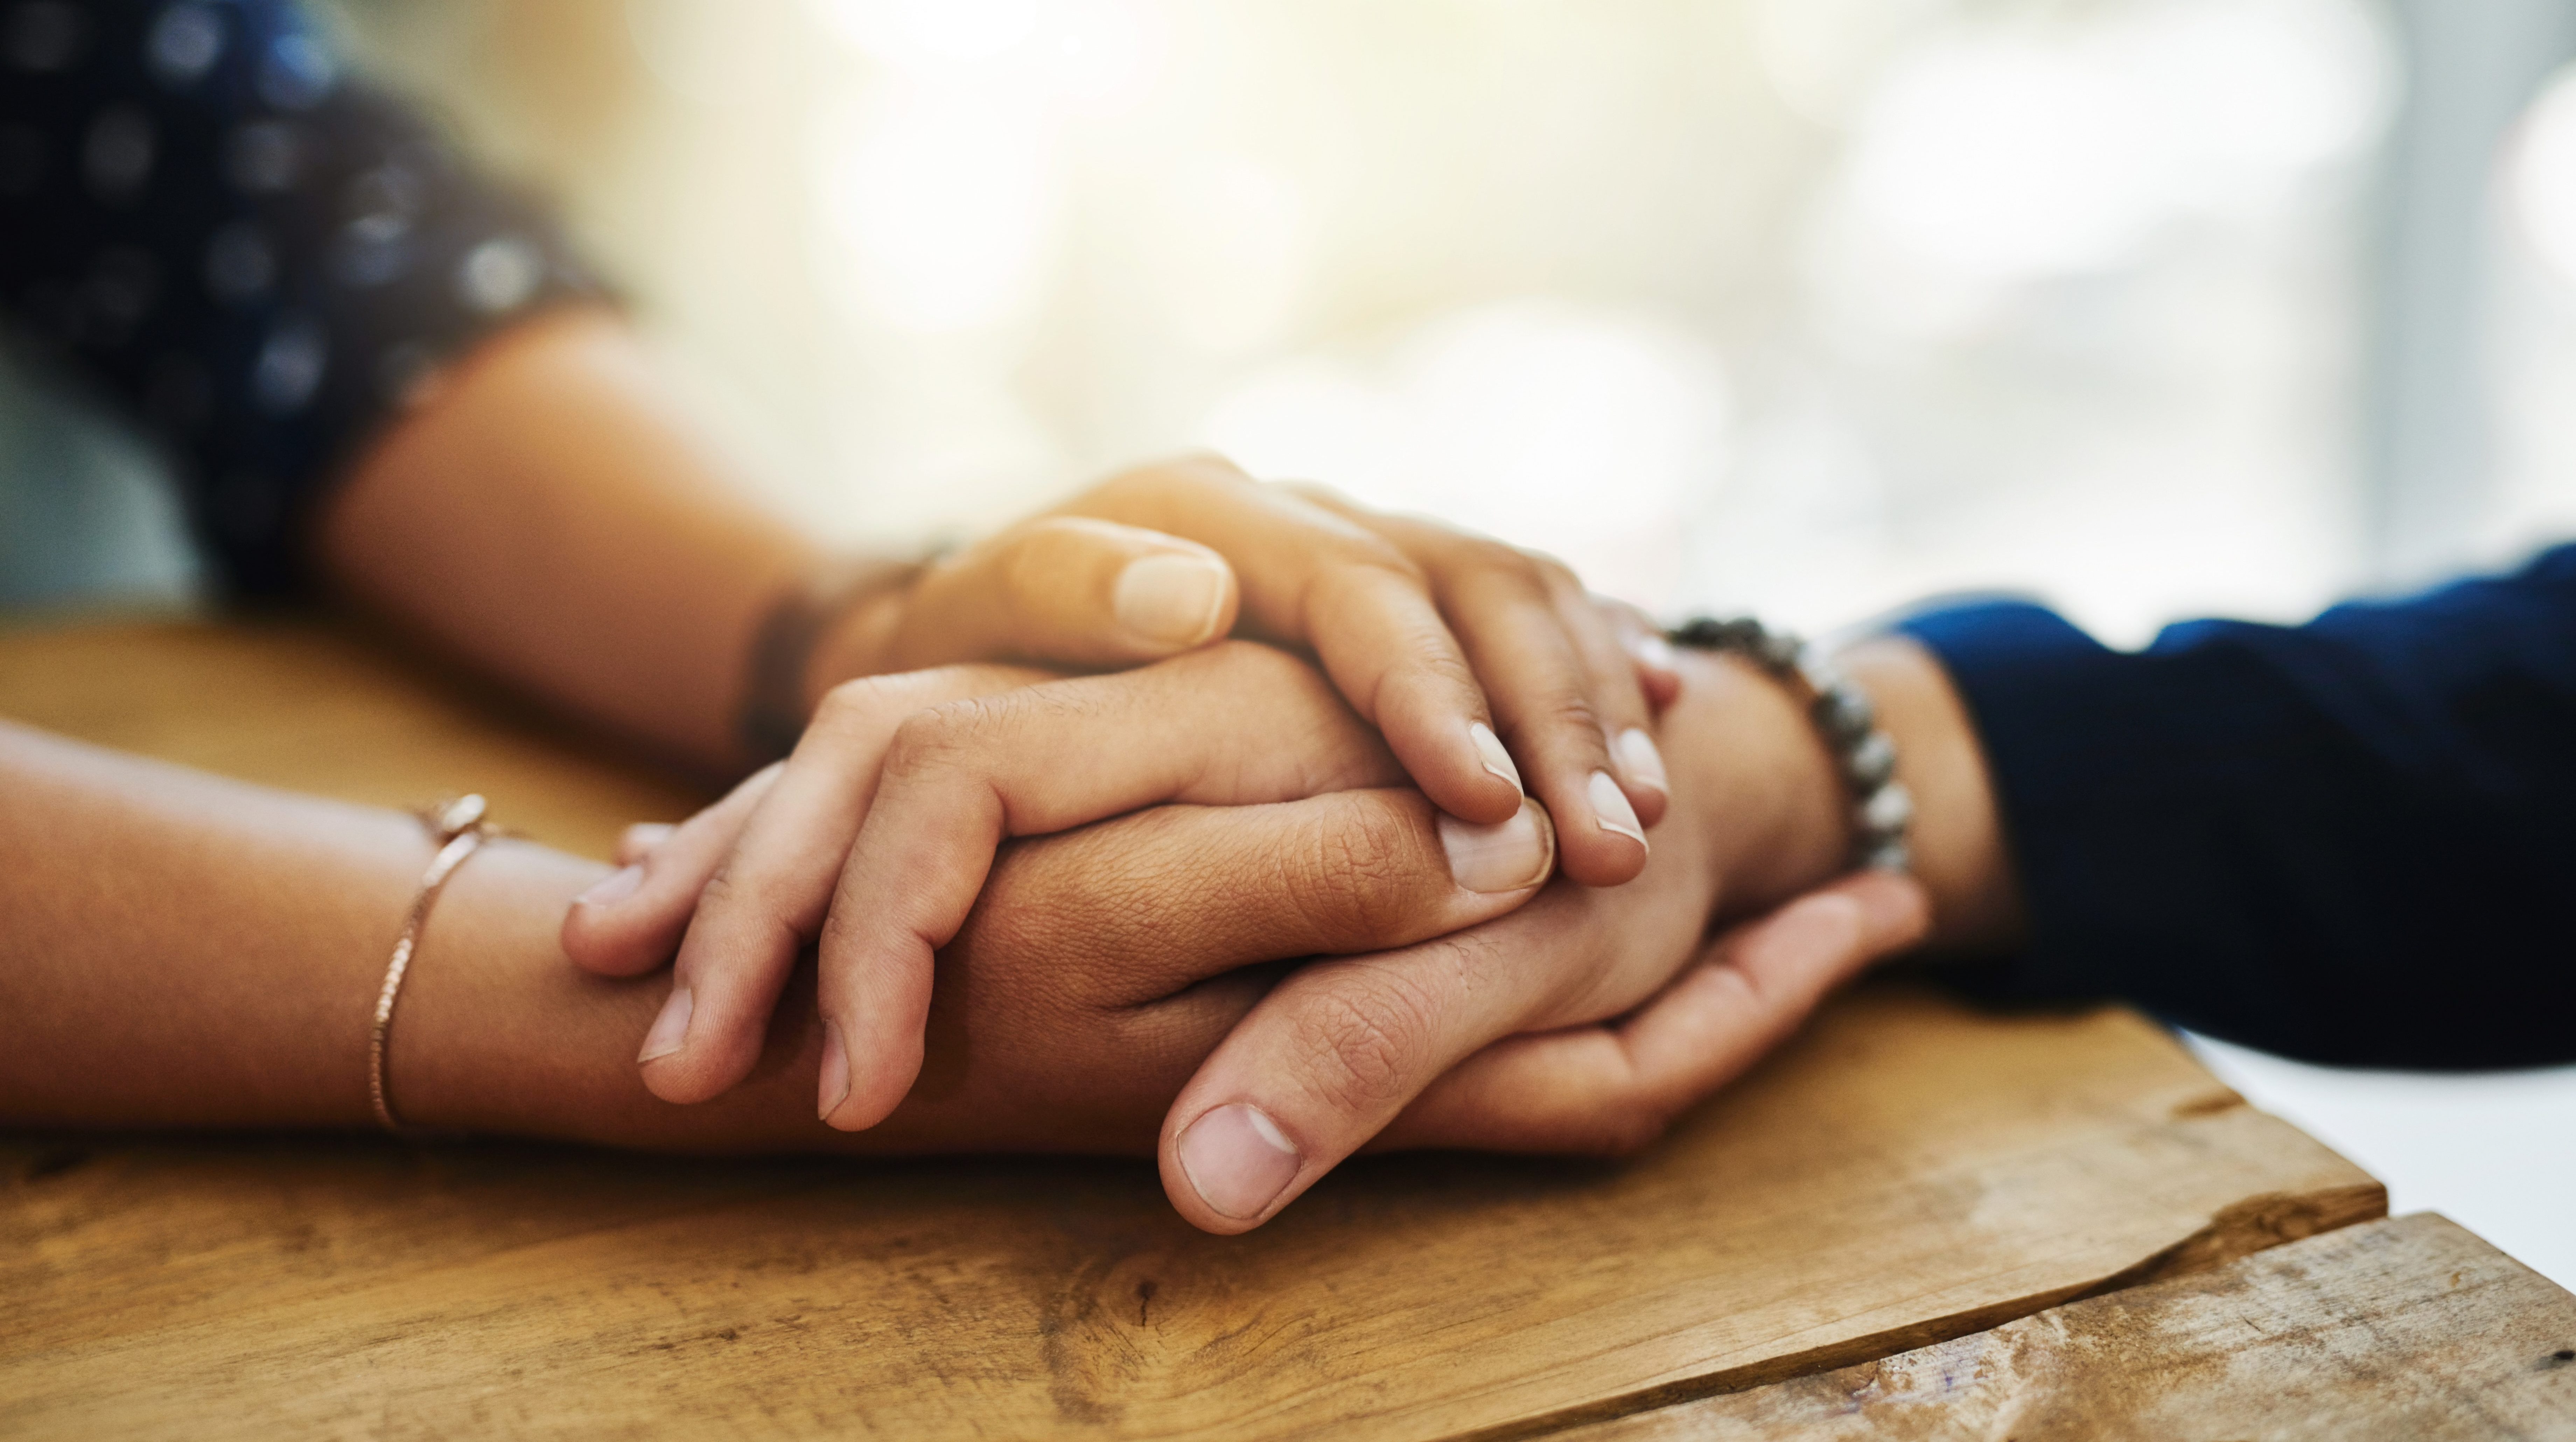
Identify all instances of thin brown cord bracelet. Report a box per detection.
[368,794,498,1135]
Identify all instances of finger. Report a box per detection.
[1600,601,1682,712]
[1151,858,1679,1233]
[1067,457,1525,826]
[1155,923,1534,1233]
[963,788,1560,1006]
[561,769,778,977]
[1543,570,1667,829]
[1152,865,1917,1233]
[637,664,1052,1105]
[1286,491,1653,878]
[1382,870,1931,1155]
[888,516,1242,669]
[1407,546,1648,886]
[614,823,675,868]
[815,642,1455,1131]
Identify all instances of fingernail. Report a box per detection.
[620,823,675,858]
[1113,553,1231,647]
[576,864,643,908]
[1628,633,1678,672]
[1468,722,1523,796]
[1439,802,1552,893]
[818,1019,852,1121]
[637,984,692,1063]
[1615,728,1668,795]
[1176,1103,1302,1221]
[1588,769,1647,848]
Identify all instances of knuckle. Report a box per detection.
[811,671,981,744]
[1527,551,1583,593]
[1325,536,1423,588]
[1282,797,1423,948]
[686,864,806,974]
[812,674,899,732]
[814,895,870,967]
[1526,690,1606,744]
[1457,538,1547,591]
[1288,968,1443,1116]
[879,699,997,781]
[692,863,750,919]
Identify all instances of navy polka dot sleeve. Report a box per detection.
[0,0,603,596]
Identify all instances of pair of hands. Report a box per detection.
[561,457,1930,1233]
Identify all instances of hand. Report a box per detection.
[511,777,1921,1183]
[562,643,1561,1127]
[822,455,1680,886]
[558,643,1928,1231]
[1381,871,1927,1155]
[1145,646,1928,1230]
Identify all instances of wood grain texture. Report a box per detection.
[0,619,2393,1441]
[0,616,706,859]
[1560,1213,2576,1442]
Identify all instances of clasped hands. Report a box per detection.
[561,457,1928,1233]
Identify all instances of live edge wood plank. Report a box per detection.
[0,619,2389,1440]
[1562,1213,2576,1442]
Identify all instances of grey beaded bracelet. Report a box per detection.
[1667,617,1913,872]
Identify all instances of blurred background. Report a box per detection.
[4,0,2571,1279]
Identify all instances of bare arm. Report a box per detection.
[0,716,601,1132]
[0,712,1608,1153]
[314,310,830,775]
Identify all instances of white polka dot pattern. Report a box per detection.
[0,0,602,595]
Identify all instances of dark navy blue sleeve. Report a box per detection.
[1896,546,2576,1069]
[0,0,601,596]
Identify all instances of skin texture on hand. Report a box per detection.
[1024,457,1671,883]
[556,643,1918,1229]
[1147,645,1868,1230]
[563,643,1561,1126]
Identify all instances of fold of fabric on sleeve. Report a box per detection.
[0,0,604,596]
[1896,546,2576,1069]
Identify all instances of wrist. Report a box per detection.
[734,562,921,764]
[1662,649,1851,917]
[1835,638,2025,953]
[799,574,913,708]
[392,842,863,1153]
[388,843,637,1140]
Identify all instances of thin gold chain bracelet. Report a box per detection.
[368,794,498,1135]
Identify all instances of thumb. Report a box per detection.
[887,516,1241,670]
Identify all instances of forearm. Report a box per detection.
[0,721,427,1128]
[315,309,880,775]
[0,720,808,1143]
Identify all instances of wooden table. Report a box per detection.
[4,619,2570,1440]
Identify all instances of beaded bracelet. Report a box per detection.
[1667,617,1912,872]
